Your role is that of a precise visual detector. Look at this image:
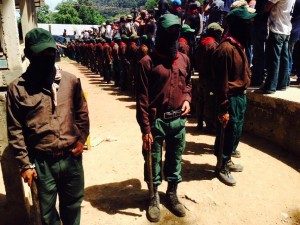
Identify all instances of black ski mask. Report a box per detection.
[155,24,181,60]
[228,19,252,47]
[28,51,56,87]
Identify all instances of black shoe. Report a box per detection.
[215,167,236,186]
[147,192,161,222]
[226,160,243,172]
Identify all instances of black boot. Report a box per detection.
[166,183,186,217]
[147,186,161,222]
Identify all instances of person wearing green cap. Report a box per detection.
[136,13,191,222]
[7,28,90,225]
[194,22,223,133]
[178,24,195,56]
[212,6,255,186]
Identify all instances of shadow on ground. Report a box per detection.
[241,133,300,173]
[84,179,147,217]
[184,141,214,156]
[181,160,215,181]
[84,178,197,224]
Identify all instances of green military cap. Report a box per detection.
[157,14,180,29]
[207,22,224,32]
[25,28,56,54]
[181,24,195,33]
[227,6,257,21]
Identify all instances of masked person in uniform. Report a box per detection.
[136,14,192,222]
[7,28,90,225]
[212,6,255,186]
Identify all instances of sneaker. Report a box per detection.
[226,160,243,172]
[231,150,241,158]
[166,191,186,217]
[147,192,161,222]
[216,167,236,186]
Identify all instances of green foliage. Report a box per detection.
[144,0,159,9]
[78,6,105,24]
[53,2,82,24]
[37,5,55,23]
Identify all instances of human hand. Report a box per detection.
[181,101,191,116]
[218,113,230,128]
[142,133,153,151]
[71,141,84,157]
[21,168,38,187]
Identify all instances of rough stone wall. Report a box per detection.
[0,93,6,157]
[244,92,300,155]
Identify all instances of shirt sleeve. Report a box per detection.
[73,78,90,144]
[183,54,192,103]
[6,84,31,170]
[212,46,230,115]
[136,58,151,134]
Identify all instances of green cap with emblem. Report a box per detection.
[25,28,57,54]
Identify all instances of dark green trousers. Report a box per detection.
[33,153,84,225]
[143,117,187,186]
[214,94,247,163]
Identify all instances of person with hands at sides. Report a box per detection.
[136,14,192,223]
[212,6,255,186]
[7,28,89,225]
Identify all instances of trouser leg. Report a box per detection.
[59,155,84,225]
[34,157,61,225]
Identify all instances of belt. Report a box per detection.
[32,145,74,159]
[159,109,182,120]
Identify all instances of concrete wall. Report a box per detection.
[190,77,300,156]
[0,0,23,71]
[0,92,29,225]
[244,90,300,156]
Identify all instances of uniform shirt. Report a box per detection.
[212,36,250,114]
[103,43,112,64]
[268,0,296,35]
[136,51,192,134]
[194,36,219,88]
[7,70,89,170]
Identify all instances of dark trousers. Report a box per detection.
[264,32,290,91]
[214,95,247,163]
[33,153,84,225]
[143,117,187,187]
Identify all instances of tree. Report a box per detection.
[53,2,82,24]
[144,0,159,9]
[37,5,55,23]
[78,6,105,24]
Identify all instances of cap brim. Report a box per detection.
[30,42,57,54]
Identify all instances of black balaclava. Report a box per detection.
[155,24,180,60]
[27,50,56,87]
[228,19,252,47]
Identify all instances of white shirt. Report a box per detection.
[268,0,296,35]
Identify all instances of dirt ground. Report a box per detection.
[1,58,300,225]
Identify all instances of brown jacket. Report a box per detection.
[136,51,192,134]
[7,70,90,170]
[212,36,251,114]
